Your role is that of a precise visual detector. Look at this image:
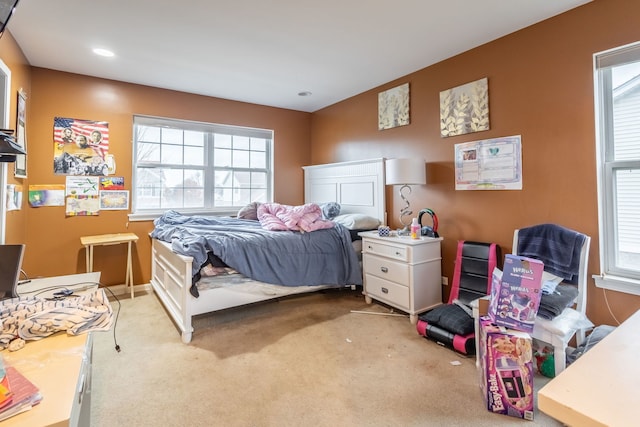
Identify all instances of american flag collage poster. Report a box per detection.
[53,117,110,176]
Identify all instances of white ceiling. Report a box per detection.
[7,0,591,113]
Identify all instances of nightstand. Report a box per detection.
[359,231,443,323]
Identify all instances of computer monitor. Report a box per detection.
[0,244,25,300]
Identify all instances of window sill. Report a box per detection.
[128,209,238,222]
[128,213,159,222]
[593,274,640,296]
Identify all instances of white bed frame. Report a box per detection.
[150,158,386,343]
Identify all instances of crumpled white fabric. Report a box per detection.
[533,307,594,337]
[0,288,113,349]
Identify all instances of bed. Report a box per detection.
[150,158,386,343]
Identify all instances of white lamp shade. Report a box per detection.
[385,158,426,185]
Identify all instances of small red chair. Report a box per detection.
[417,240,501,354]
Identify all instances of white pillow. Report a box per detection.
[237,202,261,220]
[333,213,380,230]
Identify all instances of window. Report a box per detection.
[131,116,273,218]
[594,41,640,294]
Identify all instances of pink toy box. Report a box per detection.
[478,316,535,420]
[488,254,544,333]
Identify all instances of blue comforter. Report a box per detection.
[151,210,362,291]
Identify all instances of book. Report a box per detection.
[0,366,42,422]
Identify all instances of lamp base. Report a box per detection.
[396,213,412,236]
[397,184,415,232]
[396,226,410,236]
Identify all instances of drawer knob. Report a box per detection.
[381,287,389,294]
[395,251,402,256]
[380,266,388,273]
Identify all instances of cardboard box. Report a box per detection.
[488,254,544,332]
[478,316,535,420]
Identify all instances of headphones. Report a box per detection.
[417,208,439,238]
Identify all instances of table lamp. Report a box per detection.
[385,158,426,232]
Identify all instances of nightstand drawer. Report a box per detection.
[364,275,409,309]
[362,240,408,262]
[363,254,409,285]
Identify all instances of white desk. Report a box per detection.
[81,233,138,298]
[17,272,101,298]
[538,309,639,426]
[1,333,93,427]
[3,273,99,426]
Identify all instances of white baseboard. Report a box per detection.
[104,282,152,297]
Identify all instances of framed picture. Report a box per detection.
[440,77,490,137]
[14,90,27,178]
[378,83,410,130]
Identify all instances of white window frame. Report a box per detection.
[129,115,273,221]
[593,41,640,295]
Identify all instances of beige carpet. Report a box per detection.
[91,289,562,426]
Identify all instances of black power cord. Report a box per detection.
[16,279,122,352]
[17,268,30,286]
[100,285,122,352]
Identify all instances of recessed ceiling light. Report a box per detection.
[298,91,312,97]
[93,48,115,57]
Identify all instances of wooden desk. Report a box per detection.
[81,233,138,298]
[538,309,639,426]
[1,330,92,427]
[5,273,100,426]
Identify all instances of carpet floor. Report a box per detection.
[91,289,562,426]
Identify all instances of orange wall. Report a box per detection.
[0,31,31,245]
[310,0,640,326]
[8,67,310,287]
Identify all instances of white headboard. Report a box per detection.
[303,158,386,224]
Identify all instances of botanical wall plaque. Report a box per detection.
[440,77,489,137]
[378,83,410,130]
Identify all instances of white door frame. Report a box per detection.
[0,58,12,244]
